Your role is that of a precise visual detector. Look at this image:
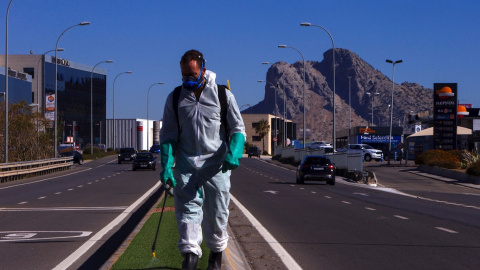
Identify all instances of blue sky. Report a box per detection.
[2,0,479,120]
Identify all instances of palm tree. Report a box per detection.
[255,119,270,154]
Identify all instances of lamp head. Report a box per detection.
[395,60,403,64]
[300,22,312,26]
[126,71,133,74]
[386,59,393,63]
[106,60,114,63]
[257,80,264,83]
[262,62,270,65]
[57,48,65,52]
[278,45,287,48]
[80,21,91,26]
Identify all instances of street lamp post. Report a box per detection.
[112,71,132,150]
[278,45,306,149]
[366,92,379,126]
[300,22,336,149]
[90,60,113,155]
[54,21,90,158]
[4,0,13,163]
[258,80,278,146]
[147,82,164,150]
[386,59,402,165]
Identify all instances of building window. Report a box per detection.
[23,67,34,79]
[252,122,259,128]
[252,136,261,142]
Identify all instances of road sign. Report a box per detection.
[273,137,277,142]
[397,142,404,149]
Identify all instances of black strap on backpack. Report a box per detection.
[172,84,230,141]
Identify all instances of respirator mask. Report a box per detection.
[183,62,205,90]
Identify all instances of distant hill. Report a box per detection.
[243,48,433,141]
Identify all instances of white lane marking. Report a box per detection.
[341,201,351,204]
[435,227,458,234]
[54,192,62,195]
[18,202,28,205]
[365,207,376,211]
[68,189,73,191]
[101,178,105,180]
[0,206,128,212]
[0,168,92,190]
[290,185,295,187]
[53,182,161,270]
[264,190,278,195]
[311,191,317,194]
[88,182,92,185]
[230,195,302,270]
[38,196,46,200]
[354,192,369,196]
[394,215,409,220]
[325,196,332,199]
[0,231,92,242]
[77,185,83,188]
[299,188,305,190]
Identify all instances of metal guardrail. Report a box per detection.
[0,157,73,183]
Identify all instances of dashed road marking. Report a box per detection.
[325,196,332,199]
[342,201,351,204]
[394,215,409,220]
[54,192,62,195]
[77,185,83,188]
[435,227,458,234]
[18,202,28,205]
[68,189,73,191]
[311,191,316,194]
[38,196,46,200]
[365,207,376,211]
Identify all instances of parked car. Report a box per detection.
[296,155,335,185]
[132,152,157,171]
[337,144,383,162]
[149,144,161,154]
[247,146,261,158]
[118,147,137,164]
[60,150,84,165]
[307,141,332,149]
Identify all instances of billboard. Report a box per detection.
[45,94,55,112]
[433,83,457,150]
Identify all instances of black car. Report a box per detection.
[247,146,261,158]
[296,155,335,185]
[149,144,161,154]
[118,148,136,164]
[132,152,157,171]
[60,150,84,165]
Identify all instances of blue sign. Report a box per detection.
[358,135,401,144]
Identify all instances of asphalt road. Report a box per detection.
[0,156,161,270]
[230,158,480,270]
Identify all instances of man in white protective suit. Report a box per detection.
[160,49,246,270]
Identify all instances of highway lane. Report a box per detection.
[231,158,480,269]
[0,156,161,270]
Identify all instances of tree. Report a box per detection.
[255,119,270,155]
[0,100,54,162]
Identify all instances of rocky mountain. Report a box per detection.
[242,48,433,141]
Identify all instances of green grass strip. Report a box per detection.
[111,194,209,269]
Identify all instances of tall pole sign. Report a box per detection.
[433,83,457,150]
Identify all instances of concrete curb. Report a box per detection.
[418,165,480,185]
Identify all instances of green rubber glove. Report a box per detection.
[222,133,246,173]
[160,140,177,188]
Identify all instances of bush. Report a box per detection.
[415,149,462,169]
[466,160,480,176]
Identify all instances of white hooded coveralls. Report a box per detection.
[160,70,246,256]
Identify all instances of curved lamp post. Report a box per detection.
[54,21,90,158]
[300,22,336,150]
[4,0,13,163]
[147,82,164,150]
[112,71,132,150]
[90,60,113,155]
[258,80,279,146]
[278,44,306,149]
[386,59,402,165]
